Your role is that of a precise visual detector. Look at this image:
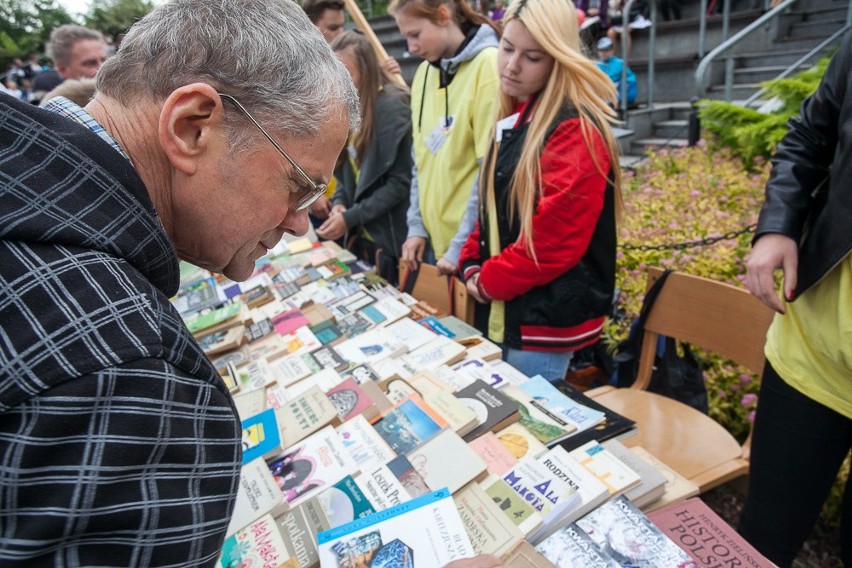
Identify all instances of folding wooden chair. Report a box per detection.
[587,267,776,493]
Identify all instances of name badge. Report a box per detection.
[425,115,455,155]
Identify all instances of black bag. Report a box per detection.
[612,270,709,413]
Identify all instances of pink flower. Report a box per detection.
[748,410,757,423]
[739,373,752,385]
[741,393,758,407]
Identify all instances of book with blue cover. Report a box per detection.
[316,488,475,568]
[240,408,280,464]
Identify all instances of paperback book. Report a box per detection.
[370,394,448,454]
[316,488,476,568]
[457,380,522,443]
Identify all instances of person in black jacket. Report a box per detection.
[739,32,852,568]
[318,31,412,285]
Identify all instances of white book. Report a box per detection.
[452,358,509,390]
[334,328,408,365]
[226,457,289,537]
[568,440,642,497]
[501,455,582,536]
[316,489,475,568]
[371,298,413,326]
[400,336,467,370]
[384,317,440,351]
[356,462,413,511]
[286,368,344,396]
[337,414,397,469]
[528,446,610,544]
[407,429,488,494]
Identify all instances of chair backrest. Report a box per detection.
[632,267,775,390]
[398,264,476,324]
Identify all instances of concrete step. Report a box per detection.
[733,47,820,68]
[789,5,850,23]
[786,19,846,39]
[706,82,763,100]
[654,119,690,139]
[733,64,789,83]
[631,137,689,154]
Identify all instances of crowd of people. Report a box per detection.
[0,0,848,566]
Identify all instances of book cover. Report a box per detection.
[504,540,557,568]
[601,439,668,509]
[647,497,774,568]
[520,375,605,439]
[276,385,341,448]
[384,316,440,351]
[528,446,610,543]
[271,308,310,336]
[437,315,483,339]
[287,368,345,396]
[268,353,316,387]
[311,320,345,346]
[480,476,544,538]
[307,344,349,372]
[568,440,642,497]
[386,455,431,498]
[275,497,330,568]
[326,377,380,422]
[552,381,637,452]
[226,457,289,537]
[485,359,533,388]
[458,335,503,361]
[336,311,374,338]
[371,297,412,325]
[302,303,336,327]
[336,414,397,469]
[502,383,578,446]
[496,422,549,461]
[420,389,479,437]
[419,315,456,338]
[454,482,525,557]
[241,408,281,464]
[247,333,291,363]
[370,395,448,454]
[451,358,509,390]
[236,358,277,391]
[220,513,297,568]
[501,455,581,526]
[278,325,321,357]
[185,302,243,335]
[316,488,475,568]
[360,379,394,415]
[468,431,519,476]
[246,317,275,343]
[318,475,377,527]
[359,303,388,327]
[342,364,382,385]
[407,429,488,494]
[575,495,698,567]
[357,462,414,511]
[400,336,467,370]
[196,325,245,357]
[210,344,253,370]
[333,328,407,366]
[630,446,700,513]
[267,425,358,509]
[233,387,267,422]
[457,380,522,443]
[535,523,620,568]
[384,377,420,405]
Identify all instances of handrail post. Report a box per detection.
[688,97,701,146]
[698,0,708,58]
[647,0,656,108]
[722,0,733,101]
[619,0,636,121]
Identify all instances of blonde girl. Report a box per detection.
[459,0,622,381]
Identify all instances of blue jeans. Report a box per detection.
[503,347,574,383]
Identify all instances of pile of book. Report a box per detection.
[173,238,772,568]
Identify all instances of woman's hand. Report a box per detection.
[316,212,348,241]
[401,237,427,271]
[309,195,332,219]
[466,273,488,304]
[436,257,458,275]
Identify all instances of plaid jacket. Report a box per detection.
[0,94,241,566]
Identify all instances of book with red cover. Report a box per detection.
[647,497,774,568]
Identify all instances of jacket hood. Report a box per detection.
[435,24,500,77]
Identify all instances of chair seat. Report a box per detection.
[587,386,749,492]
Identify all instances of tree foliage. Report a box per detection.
[698,56,830,169]
[0,0,74,61]
[84,0,153,41]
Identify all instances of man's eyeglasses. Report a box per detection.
[219,93,327,211]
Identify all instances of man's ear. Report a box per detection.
[158,84,223,175]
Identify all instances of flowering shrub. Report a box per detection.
[608,143,770,441]
[613,142,846,533]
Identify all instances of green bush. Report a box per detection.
[698,57,830,168]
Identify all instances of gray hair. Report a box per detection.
[48,25,104,67]
[95,0,360,141]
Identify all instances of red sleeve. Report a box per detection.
[458,220,483,280]
[478,118,611,301]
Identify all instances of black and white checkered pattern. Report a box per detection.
[0,94,241,566]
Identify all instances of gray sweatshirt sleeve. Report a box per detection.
[442,170,480,267]
[405,147,429,240]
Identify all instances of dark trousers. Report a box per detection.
[738,362,852,567]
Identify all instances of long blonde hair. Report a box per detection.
[482,0,623,259]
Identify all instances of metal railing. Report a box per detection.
[695,0,852,101]
[617,0,657,117]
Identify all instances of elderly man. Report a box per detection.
[32,24,108,99]
[0,0,357,565]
